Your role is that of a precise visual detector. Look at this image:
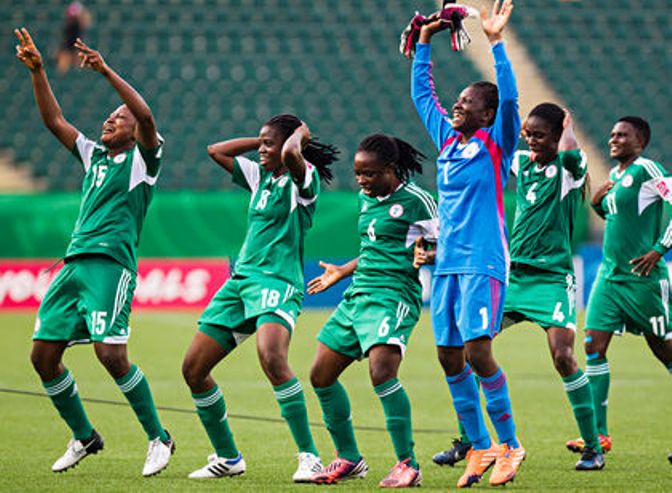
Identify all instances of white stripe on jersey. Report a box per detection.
[406,183,438,217]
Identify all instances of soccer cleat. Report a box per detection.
[488,443,526,486]
[52,429,104,472]
[292,452,323,483]
[668,453,672,464]
[566,434,611,454]
[432,438,472,467]
[456,445,499,488]
[143,431,176,477]
[309,456,368,484]
[575,448,605,471]
[188,453,246,479]
[379,458,422,488]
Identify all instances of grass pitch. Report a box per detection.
[0,310,670,492]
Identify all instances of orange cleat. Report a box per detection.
[566,435,611,454]
[456,445,499,488]
[489,442,526,486]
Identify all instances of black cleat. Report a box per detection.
[575,448,605,471]
[432,438,472,467]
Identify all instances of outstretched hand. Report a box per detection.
[75,38,108,74]
[307,261,345,294]
[480,0,514,43]
[15,28,43,71]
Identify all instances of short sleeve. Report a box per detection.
[232,156,261,194]
[559,149,587,180]
[296,162,320,205]
[71,133,98,172]
[136,133,165,178]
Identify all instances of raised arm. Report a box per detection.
[74,38,158,149]
[15,28,78,150]
[207,138,260,175]
[410,25,454,150]
[281,123,310,184]
[558,110,579,152]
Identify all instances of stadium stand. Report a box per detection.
[510,0,671,168]
[0,0,482,190]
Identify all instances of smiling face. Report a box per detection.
[609,121,643,163]
[354,150,399,197]
[523,115,559,164]
[451,85,494,135]
[257,124,286,175]
[100,105,136,150]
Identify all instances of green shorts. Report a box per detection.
[585,273,672,338]
[198,275,303,350]
[317,290,421,360]
[34,255,136,345]
[503,267,577,331]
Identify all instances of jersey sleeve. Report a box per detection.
[411,43,456,150]
[295,162,320,206]
[71,133,98,172]
[489,42,521,161]
[405,189,439,248]
[232,156,261,194]
[136,133,165,178]
[559,149,587,180]
[511,151,527,177]
[641,162,672,254]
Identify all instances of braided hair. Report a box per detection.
[470,81,499,126]
[356,133,425,182]
[263,114,339,184]
[529,102,565,140]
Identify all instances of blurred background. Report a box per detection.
[1,0,671,310]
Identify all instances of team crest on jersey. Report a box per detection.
[545,165,558,178]
[621,175,633,188]
[461,142,480,159]
[389,204,404,218]
[113,154,126,164]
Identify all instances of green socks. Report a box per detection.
[458,419,471,446]
[563,369,601,452]
[273,377,318,455]
[115,364,168,442]
[192,385,239,458]
[375,378,417,468]
[43,368,94,440]
[585,358,610,436]
[314,381,361,462]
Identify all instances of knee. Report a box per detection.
[369,362,397,387]
[465,348,493,376]
[30,347,57,379]
[552,347,577,376]
[258,348,290,384]
[96,351,130,379]
[437,350,464,376]
[310,363,332,389]
[182,356,206,390]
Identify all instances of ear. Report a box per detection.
[482,108,496,126]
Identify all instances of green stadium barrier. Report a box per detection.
[0,191,588,259]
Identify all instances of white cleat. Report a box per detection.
[52,430,104,472]
[293,452,323,483]
[142,432,175,477]
[188,453,246,479]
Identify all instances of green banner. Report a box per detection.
[0,191,588,259]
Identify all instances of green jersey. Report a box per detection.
[349,181,438,301]
[509,149,587,274]
[593,156,672,281]
[66,133,163,271]
[232,156,320,288]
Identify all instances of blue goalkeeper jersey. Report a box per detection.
[411,42,520,283]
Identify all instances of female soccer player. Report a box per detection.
[410,0,524,487]
[575,116,672,459]
[16,29,174,476]
[429,105,605,471]
[306,134,437,488]
[181,115,338,481]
